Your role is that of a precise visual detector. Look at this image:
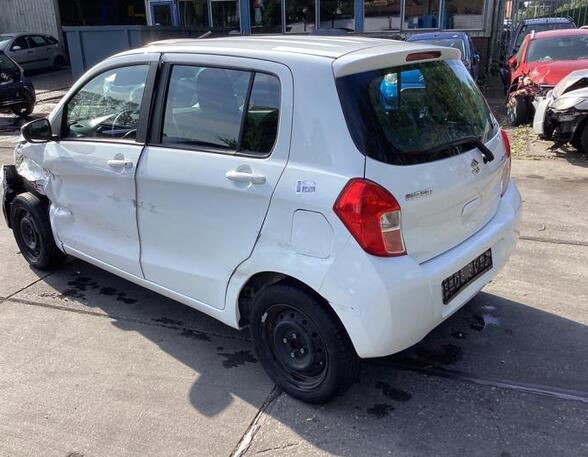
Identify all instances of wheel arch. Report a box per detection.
[235,271,345,332]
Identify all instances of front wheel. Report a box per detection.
[578,123,588,154]
[507,95,530,127]
[250,283,360,403]
[10,192,66,270]
[11,102,34,118]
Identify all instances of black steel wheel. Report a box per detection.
[10,192,65,270]
[250,283,359,403]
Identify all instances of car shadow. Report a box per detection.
[26,258,588,455]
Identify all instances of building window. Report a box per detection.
[211,0,240,30]
[179,0,210,27]
[364,0,400,32]
[251,0,283,33]
[286,0,316,33]
[320,0,354,31]
[443,0,484,30]
[404,0,439,29]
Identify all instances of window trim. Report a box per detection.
[58,62,158,146]
[149,61,281,159]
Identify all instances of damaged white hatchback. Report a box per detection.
[1,37,522,403]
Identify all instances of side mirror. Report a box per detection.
[507,55,517,68]
[22,118,56,143]
[11,45,22,51]
[473,53,481,64]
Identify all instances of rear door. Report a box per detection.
[28,35,54,69]
[336,56,506,263]
[137,54,292,310]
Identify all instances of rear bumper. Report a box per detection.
[320,181,522,358]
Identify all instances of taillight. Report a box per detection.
[333,178,406,257]
[500,129,511,197]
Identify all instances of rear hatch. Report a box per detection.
[335,51,506,263]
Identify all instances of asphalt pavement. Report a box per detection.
[0,72,586,456]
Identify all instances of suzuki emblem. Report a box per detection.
[471,159,480,175]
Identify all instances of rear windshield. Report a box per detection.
[336,59,496,165]
[527,35,588,62]
[515,23,574,48]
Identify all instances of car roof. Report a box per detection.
[128,35,433,60]
[522,17,574,25]
[532,28,588,40]
[407,32,467,41]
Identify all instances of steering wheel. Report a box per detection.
[111,109,137,137]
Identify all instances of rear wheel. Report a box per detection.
[10,192,65,270]
[507,95,530,127]
[250,283,360,403]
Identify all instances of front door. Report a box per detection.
[137,55,292,310]
[46,63,154,276]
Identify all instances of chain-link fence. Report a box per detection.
[513,0,588,28]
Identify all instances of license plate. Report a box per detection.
[442,249,493,304]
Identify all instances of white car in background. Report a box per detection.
[533,69,588,153]
[0,33,67,72]
[1,37,521,403]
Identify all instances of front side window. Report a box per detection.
[251,0,283,33]
[527,36,588,63]
[11,36,28,51]
[162,66,280,155]
[336,59,496,165]
[64,65,149,140]
[404,0,439,29]
[442,0,484,30]
[364,0,400,32]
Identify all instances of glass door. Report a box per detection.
[210,0,240,30]
[150,1,180,25]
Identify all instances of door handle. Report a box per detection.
[107,159,133,169]
[225,170,266,185]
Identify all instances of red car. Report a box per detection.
[506,28,588,126]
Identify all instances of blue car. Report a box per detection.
[0,51,35,118]
[406,32,480,81]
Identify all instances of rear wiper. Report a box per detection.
[420,136,495,164]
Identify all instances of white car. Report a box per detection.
[533,69,588,152]
[0,37,521,403]
[0,33,67,71]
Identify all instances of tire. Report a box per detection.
[507,95,530,126]
[250,283,360,403]
[11,101,34,118]
[53,55,67,69]
[10,192,66,270]
[578,124,588,154]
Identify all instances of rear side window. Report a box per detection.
[28,35,49,48]
[241,73,280,155]
[336,59,496,165]
[161,65,280,156]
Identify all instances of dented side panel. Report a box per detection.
[35,140,144,277]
